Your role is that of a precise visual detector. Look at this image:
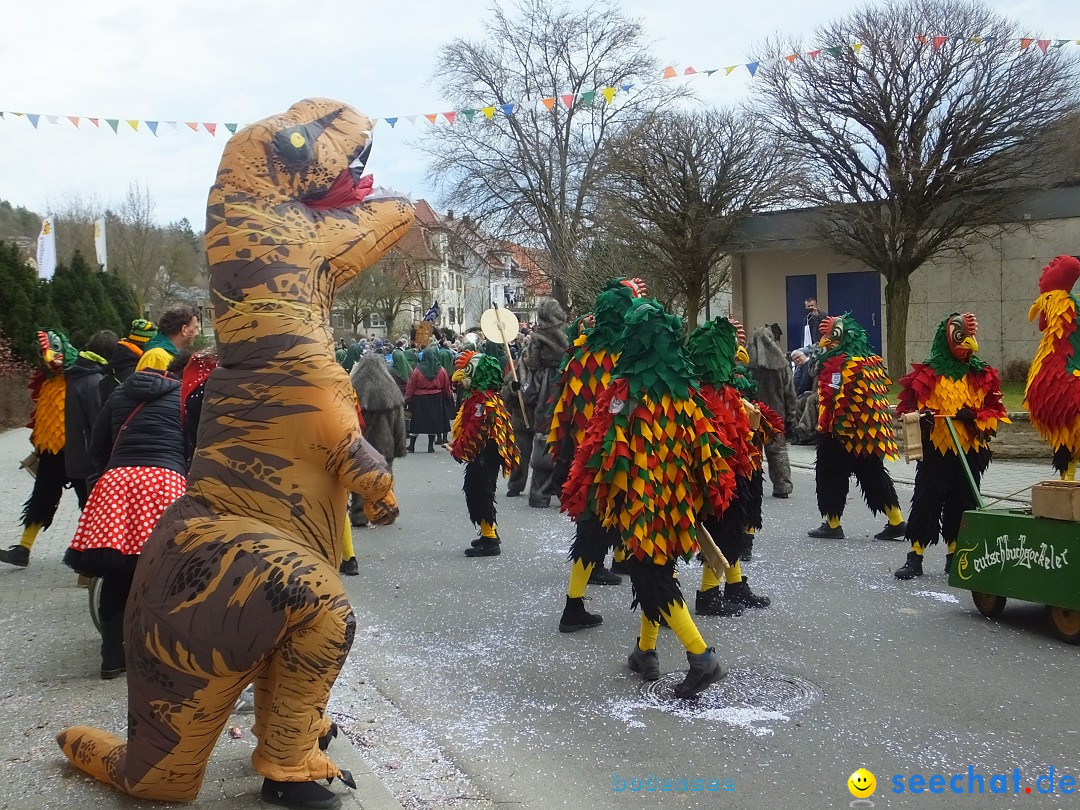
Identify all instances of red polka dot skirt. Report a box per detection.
[69,466,186,556]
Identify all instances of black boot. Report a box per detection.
[674,647,728,698]
[558,596,602,633]
[694,587,745,617]
[588,564,622,585]
[428,435,436,453]
[0,545,29,567]
[470,531,501,548]
[627,642,660,681]
[725,579,771,609]
[261,771,354,810]
[808,522,844,539]
[338,557,359,576]
[894,551,924,580]
[100,615,126,680]
[945,553,954,575]
[465,536,501,557]
[740,531,754,562]
[610,557,634,575]
[408,435,416,453]
[874,520,907,540]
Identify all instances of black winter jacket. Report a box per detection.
[90,370,186,476]
[99,340,144,401]
[64,357,109,479]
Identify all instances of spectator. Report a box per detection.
[136,306,199,371]
[791,349,814,396]
[748,324,796,498]
[405,347,453,453]
[803,298,828,348]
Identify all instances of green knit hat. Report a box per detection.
[127,319,156,344]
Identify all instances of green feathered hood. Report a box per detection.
[926,312,987,380]
[818,313,874,363]
[588,281,642,355]
[614,299,693,401]
[686,317,740,387]
[470,353,505,392]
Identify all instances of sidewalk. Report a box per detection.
[787,441,1054,504]
[0,427,404,810]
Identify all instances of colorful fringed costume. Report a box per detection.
[894,313,1008,579]
[686,317,771,615]
[57,99,415,808]
[550,278,646,632]
[564,300,735,698]
[1025,255,1080,480]
[451,351,518,557]
[809,314,906,540]
[1,330,80,569]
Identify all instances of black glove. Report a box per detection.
[954,407,976,426]
[511,380,521,392]
[919,408,935,424]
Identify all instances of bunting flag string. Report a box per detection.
[3,33,1076,137]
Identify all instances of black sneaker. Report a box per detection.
[588,565,622,586]
[465,537,501,557]
[627,643,660,681]
[610,558,634,576]
[874,521,907,540]
[807,522,844,539]
[944,553,954,575]
[261,776,348,809]
[674,648,728,698]
[470,532,501,548]
[0,545,29,567]
[694,587,745,617]
[894,551,923,580]
[725,579,771,609]
[506,490,522,497]
[338,557,359,576]
[559,596,602,632]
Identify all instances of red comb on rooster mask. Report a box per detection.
[1039,255,1080,295]
[818,315,842,348]
[729,319,746,347]
[947,313,979,361]
[454,350,476,370]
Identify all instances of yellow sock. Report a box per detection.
[700,566,721,592]
[946,540,956,555]
[725,560,743,585]
[826,515,841,529]
[747,526,756,536]
[659,601,707,655]
[340,521,355,560]
[19,524,42,551]
[886,505,904,527]
[1063,459,1077,481]
[568,559,594,599]
[638,615,659,652]
[480,521,497,539]
[911,541,924,556]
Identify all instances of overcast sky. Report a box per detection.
[2,0,1077,228]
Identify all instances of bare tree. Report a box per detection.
[419,0,679,306]
[598,108,796,328]
[334,249,423,336]
[109,182,167,314]
[755,0,1079,375]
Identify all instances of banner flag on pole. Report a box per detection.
[422,301,440,322]
[94,218,107,272]
[37,217,57,280]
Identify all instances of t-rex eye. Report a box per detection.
[274,125,317,168]
[290,132,306,148]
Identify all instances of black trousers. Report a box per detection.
[815,434,899,518]
[463,441,501,526]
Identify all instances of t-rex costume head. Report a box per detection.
[57,99,414,804]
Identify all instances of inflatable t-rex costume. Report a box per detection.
[57,98,414,808]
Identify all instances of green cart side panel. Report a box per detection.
[950,509,1080,611]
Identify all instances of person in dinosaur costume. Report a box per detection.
[450,350,519,557]
[0,329,80,568]
[56,98,415,810]
[686,317,771,615]
[808,313,907,540]
[894,313,1008,579]
[563,299,736,698]
[551,278,647,632]
[1025,254,1080,480]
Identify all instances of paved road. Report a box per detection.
[344,447,1078,809]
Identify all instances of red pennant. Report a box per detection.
[808,49,822,59]
[1020,38,1034,50]
[204,123,217,135]
[933,36,948,50]
[186,122,199,131]
[443,112,456,125]
[683,66,697,75]
[560,94,576,108]
[88,118,99,127]
[1037,39,1050,53]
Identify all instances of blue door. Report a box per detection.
[785,274,817,353]
[827,271,882,354]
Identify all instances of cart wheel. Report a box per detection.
[971,591,1006,618]
[1046,606,1080,645]
[88,576,104,636]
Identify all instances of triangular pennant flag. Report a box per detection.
[443,112,457,125]
[204,123,217,135]
[826,46,843,58]
[424,113,438,124]
[601,87,616,104]
[46,115,59,125]
[147,121,159,136]
[704,69,718,76]
[127,120,139,131]
[620,83,633,92]
[12,112,24,116]
[225,122,237,133]
[852,43,863,53]
[579,91,595,106]
[784,53,798,63]
[88,117,99,127]
[933,35,948,49]
[916,34,928,44]
[1037,39,1050,53]
[107,119,120,133]
[27,114,40,128]
[662,66,677,78]
[385,117,399,128]
[542,97,556,111]
[683,66,698,74]
[1020,37,1034,50]
[0,112,5,119]
[969,36,984,44]
[725,65,740,75]
[481,106,496,119]
[559,93,576,108]
[186,121,199,131]
[67,116,80,127]
[166,121,178,130]
[500,103,516,116]
[1054,39,1069,48]
[461,109,477,121]
[746,61,759,76]
[953,34,966,41]
[808,49,822,59]
[404,115,419,126]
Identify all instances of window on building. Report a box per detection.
[367,312,385,328]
